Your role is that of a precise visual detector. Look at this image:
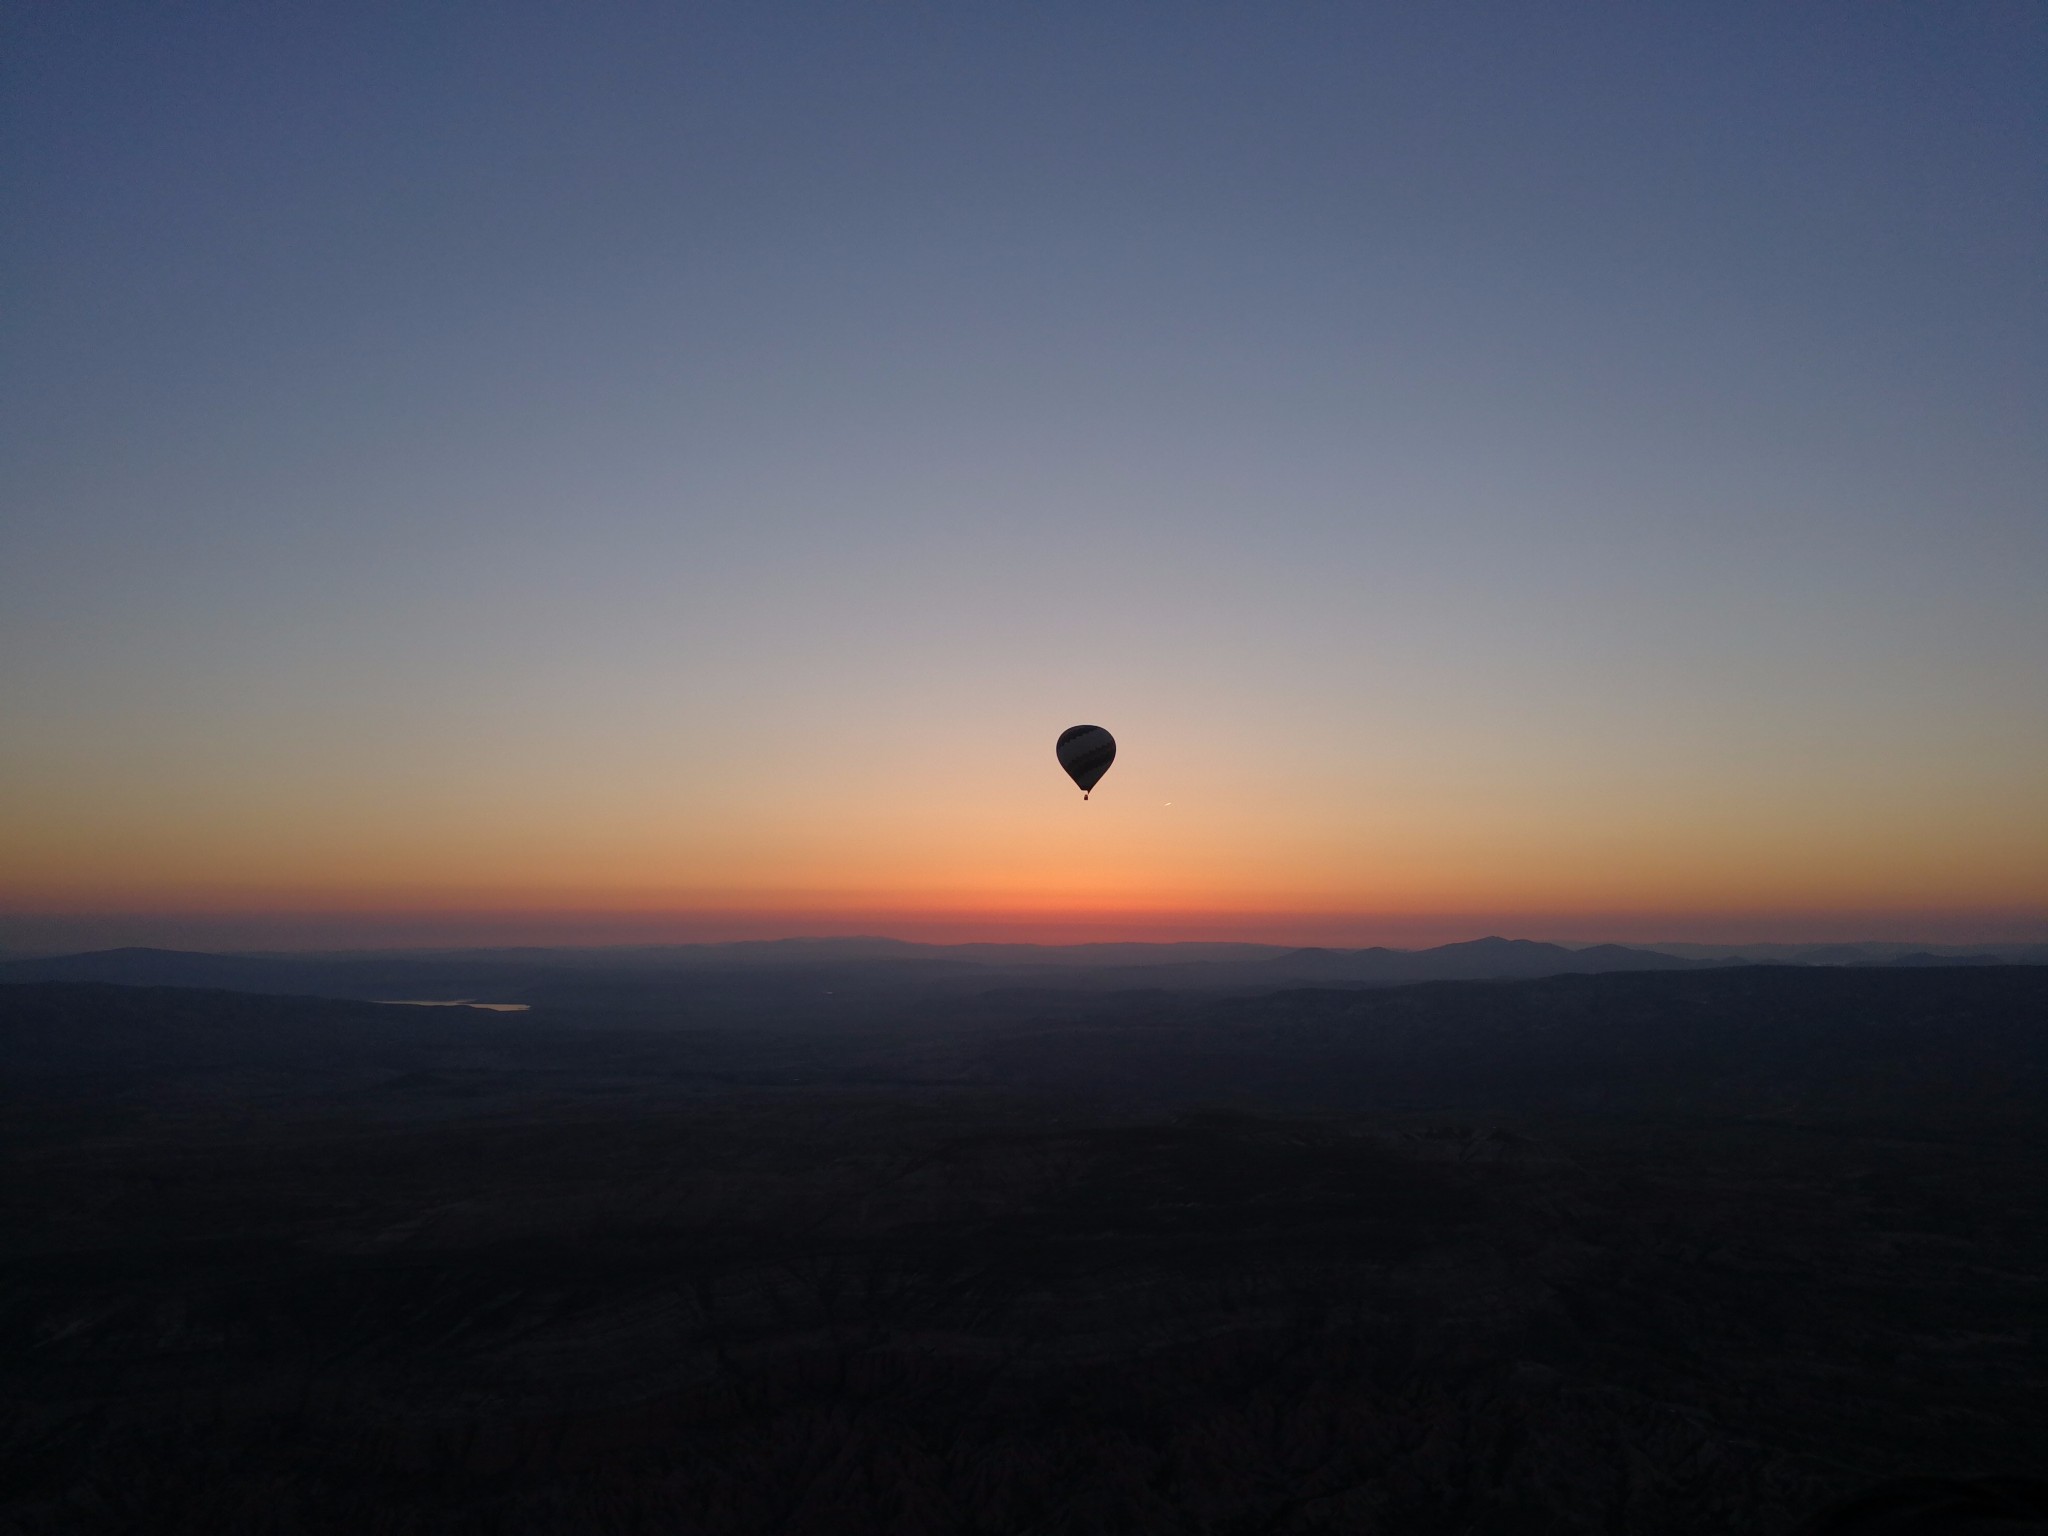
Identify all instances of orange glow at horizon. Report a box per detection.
[5,667,2044,949]
[5,802,2044,947]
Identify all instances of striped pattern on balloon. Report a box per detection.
[1056,725,1116,799]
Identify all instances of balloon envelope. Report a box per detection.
[1056,725,1116,796]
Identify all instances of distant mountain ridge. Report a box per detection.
[0,936,1686,995]
[5,933,2030,1010]
[1642,940,2048,965]
[1230,936,1701,985]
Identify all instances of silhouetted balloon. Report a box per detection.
[1056,725,1116,799]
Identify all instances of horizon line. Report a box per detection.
[4,909,2046,960]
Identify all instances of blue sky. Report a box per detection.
[4,2,2043,944]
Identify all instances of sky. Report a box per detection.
[3,2,2044,950]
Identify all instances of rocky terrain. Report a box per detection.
[2,967,2044,1532]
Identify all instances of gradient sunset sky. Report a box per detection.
[4,3,2044,950]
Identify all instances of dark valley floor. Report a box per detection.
[2,967,2044,1533]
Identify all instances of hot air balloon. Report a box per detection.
[1056,725,1116,799]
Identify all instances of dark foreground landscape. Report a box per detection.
[3,958,2045,1533]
